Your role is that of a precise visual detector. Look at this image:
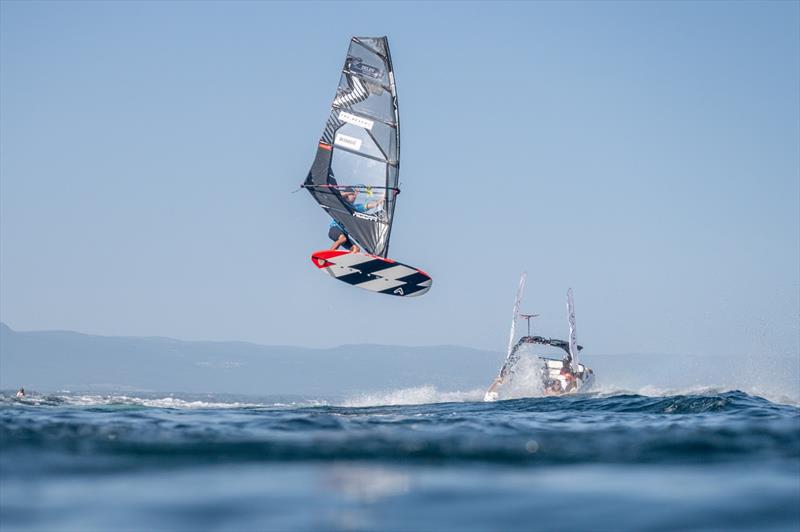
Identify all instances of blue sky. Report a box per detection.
[1,1,798,358]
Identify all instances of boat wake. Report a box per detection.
[338,384,798,408]
[340,386,484,407]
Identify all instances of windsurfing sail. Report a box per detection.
[495,273,528,379]
[567,288,578,369]
[484,272,527,400]
[507,272,527,358]
[303,36,400,258]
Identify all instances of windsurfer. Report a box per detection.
[328,188,385,252]
[16,387,25,398]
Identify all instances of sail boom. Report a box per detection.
[303,184,400,193]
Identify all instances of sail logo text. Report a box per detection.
[338,111,374,131]
[349,60,383,81]
[353,212,377,221]
[334,133,362,151]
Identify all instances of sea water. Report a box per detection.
[1,388,798,531]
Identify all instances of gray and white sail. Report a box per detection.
[507,272,527,359]
[485,272,528,400]
[567,288,578,368]
[304,36,400,257]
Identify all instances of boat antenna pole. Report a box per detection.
[519,313,540,337]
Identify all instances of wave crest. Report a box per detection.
[341,386,483,407]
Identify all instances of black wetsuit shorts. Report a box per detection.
[328,226,354,250]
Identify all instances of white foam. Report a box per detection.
[59,394,267,409]
[341,386,483,407]
[493,355,548,400]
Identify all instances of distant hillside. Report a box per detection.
[2,324,797,401]
[0,323,504,395]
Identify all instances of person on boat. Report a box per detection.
[328,188,385,252]
[16,387,25,398]
[560,359,578,393]
[544,378,562,395]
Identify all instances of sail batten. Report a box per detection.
[352,38,387,58]
[331,104,398,128]
[340,71,393,91]
[324,143,389,164]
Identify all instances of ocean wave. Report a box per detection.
[0,392,322,410]
[1,390,797,475]
[591,385,800,407]
[1,394,262,409]
[0,386,800,413]
[339,384,800,409]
